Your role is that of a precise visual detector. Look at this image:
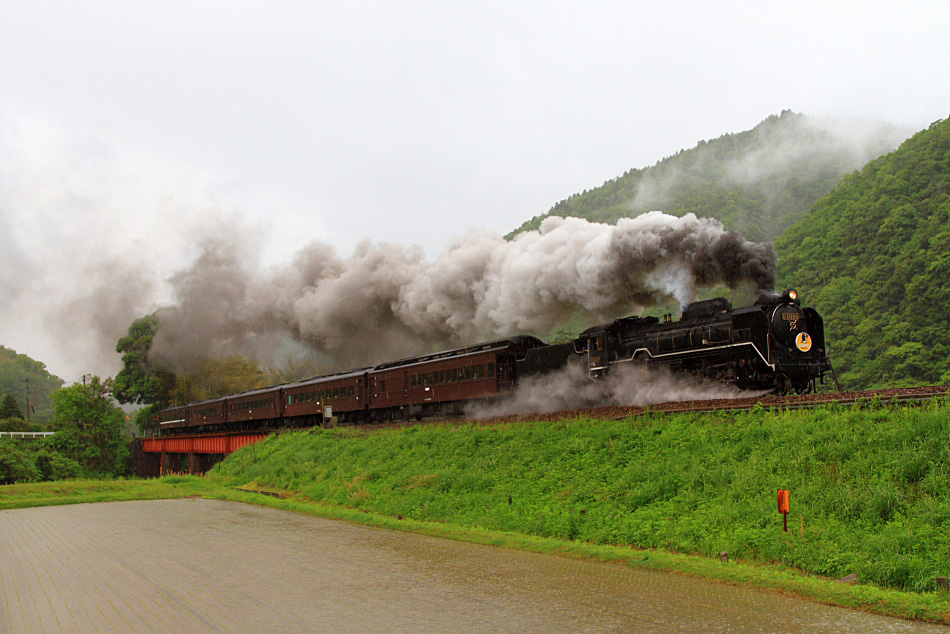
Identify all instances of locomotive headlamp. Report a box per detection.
[788,289,798,301]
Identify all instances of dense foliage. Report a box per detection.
[509,111,907,243]
[0,345,64,424]
[0,376,130,483]
[0,443,85,484]
[776,117,950,388]
[0,393,23,419]
[47,376,130,477]
[214,403,950,594]
[168,357,269,406]
[113,314,174,408]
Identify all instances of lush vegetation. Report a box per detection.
[0,345,64,425]
[509,111,908,243]
[0,375,131,483]
[213,402,950,596]
[777,117,950,388]
[113,314,174,409]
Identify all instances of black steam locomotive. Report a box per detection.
[569,289,828,394]
[156,289,829,434]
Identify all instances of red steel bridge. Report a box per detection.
[133,431,270,477]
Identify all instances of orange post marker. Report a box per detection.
[777,489,790,532]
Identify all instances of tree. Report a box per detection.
[0,346,63,424]
[170,356,268,404]
[113,314,174,407]
[0,393,23,419]
[47,376,130,477]
[0,417,30,432]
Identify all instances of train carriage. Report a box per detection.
[225,386,283,427]
[186,397,228,431]
[283,369,369,425]
[155,404,190,433]
[368,336,547,420]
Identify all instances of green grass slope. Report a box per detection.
[776,116,950,389]
[212,403,950,595]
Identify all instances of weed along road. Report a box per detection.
[0,499,944,634]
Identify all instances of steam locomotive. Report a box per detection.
[155,289,829,434]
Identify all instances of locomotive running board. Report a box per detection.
[622,341,775,371]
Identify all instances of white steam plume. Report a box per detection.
[465,357,760,419]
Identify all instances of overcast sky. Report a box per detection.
[1,1,949,381]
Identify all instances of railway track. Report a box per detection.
[440,385,950,427]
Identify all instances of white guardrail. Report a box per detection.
[0,431,55,439]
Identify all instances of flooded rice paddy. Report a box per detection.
[0,498,945,633]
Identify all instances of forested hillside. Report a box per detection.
[0,346,63,424]
[776,117,950,389]
[509,111,910,242]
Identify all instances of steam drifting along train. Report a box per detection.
[155,289,830,434]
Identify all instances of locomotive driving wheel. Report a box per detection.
[774,373,791,395]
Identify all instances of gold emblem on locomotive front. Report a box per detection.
[795,332,812,352]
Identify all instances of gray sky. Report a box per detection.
[1,0,949,381]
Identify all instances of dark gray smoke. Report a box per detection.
[150,212,776,373]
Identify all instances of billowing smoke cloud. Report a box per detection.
[150,212,775,372]
[3,112,801,381]
[465,357,759,419]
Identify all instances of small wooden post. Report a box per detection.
[937,577,949,594]
[777,489,790,532]
[719,551,729,563]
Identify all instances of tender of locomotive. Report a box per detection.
[155,289,829,434]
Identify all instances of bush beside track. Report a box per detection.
[212,400,950,598]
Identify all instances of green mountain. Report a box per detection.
[509,111,911,243]
[0,346,64,424]
[776,116,950,389]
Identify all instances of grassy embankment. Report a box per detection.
[208,400,950,622]
[3,401,949,623]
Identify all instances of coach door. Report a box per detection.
[497,358,515,392]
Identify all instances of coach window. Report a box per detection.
[487,362,495,378]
